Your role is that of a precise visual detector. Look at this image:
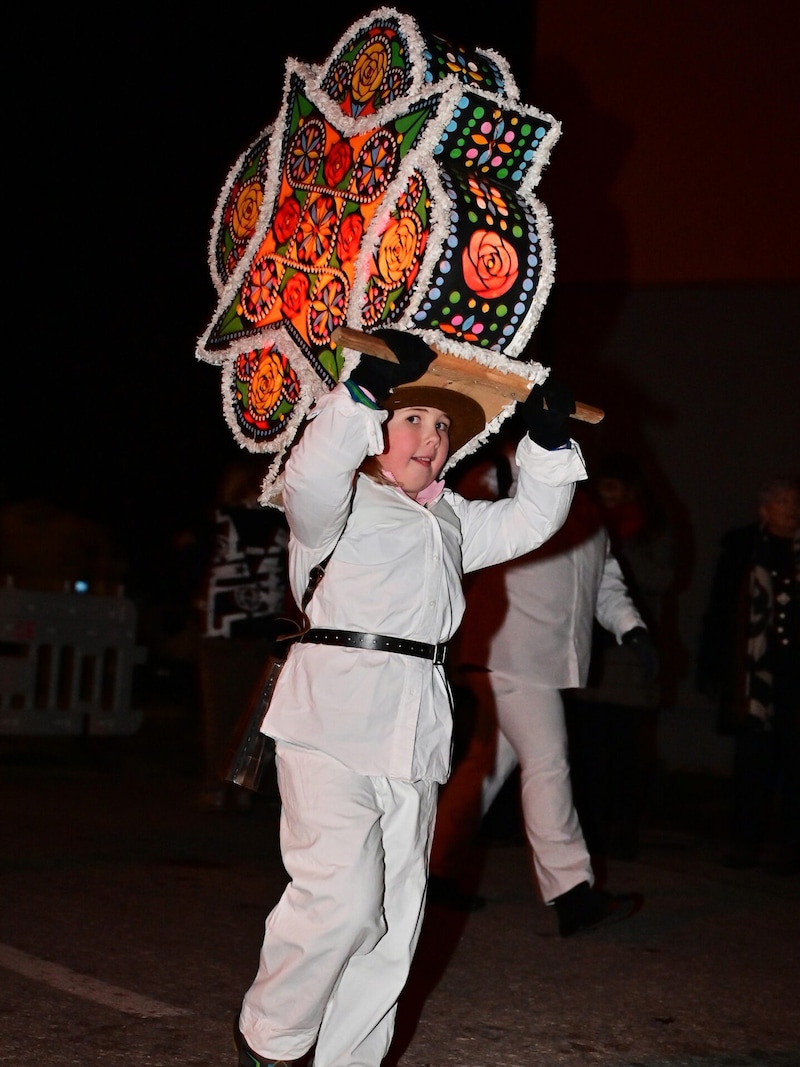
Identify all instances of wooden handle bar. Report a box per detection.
[332,327,604,425]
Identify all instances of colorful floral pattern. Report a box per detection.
[361,168,429,327]
[205,76,436,356]
[232,347,302,443]
[322,21,412,117]
[462,229,519,299]
[198,7,560,501]
[413,93,554,348]
[216,133,271,280]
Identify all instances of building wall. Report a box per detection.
[533,0,798,286]
[524,2,799,770]
[550,281,798,769]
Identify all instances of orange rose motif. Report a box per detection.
[231,180,263,241]
[352,41,388,103]
[376,215,420,286]
[281,272,310,315]
[462,230,519,299]
[249,350,284,416]
[273,196,301,246]
[324,140,353,189]
[336,211,364,264]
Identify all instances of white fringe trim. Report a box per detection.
[196,5,563,503]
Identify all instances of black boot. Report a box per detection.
[554,880,642,938]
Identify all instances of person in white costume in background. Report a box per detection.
[234,329,586,1067]
[429,429,652,936]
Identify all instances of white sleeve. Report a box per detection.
[453,435,587,574]
[282,385,387,555]
[595,542,646,641]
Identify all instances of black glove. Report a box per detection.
[622,626,659,682]
[521,377,575,449]
[348,328,436,402]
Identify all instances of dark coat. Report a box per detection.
[695,523,758,733]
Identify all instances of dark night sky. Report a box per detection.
[9,4,536,533]
[5,1,797,596]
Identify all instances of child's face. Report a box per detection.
[381,406,452,499]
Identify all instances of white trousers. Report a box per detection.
[240,742,437,1067]
[432,669,593,904]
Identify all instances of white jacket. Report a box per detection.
[263,385,586,783]
[458,522,645,687]
[455,455,645,687]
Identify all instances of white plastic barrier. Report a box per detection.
[0,585,145,735]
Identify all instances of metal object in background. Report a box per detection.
[0,583,145,736]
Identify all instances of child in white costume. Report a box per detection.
[235,330,586,1067]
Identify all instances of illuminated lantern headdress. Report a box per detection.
[197,6,565,503]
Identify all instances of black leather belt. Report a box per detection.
[299,628,448,665]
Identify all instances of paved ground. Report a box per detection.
[0,702,798,1067]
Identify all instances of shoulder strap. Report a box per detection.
[280,499,353,642]
[301,548,335,614]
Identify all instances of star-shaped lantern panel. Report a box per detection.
[197,7,561,503]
